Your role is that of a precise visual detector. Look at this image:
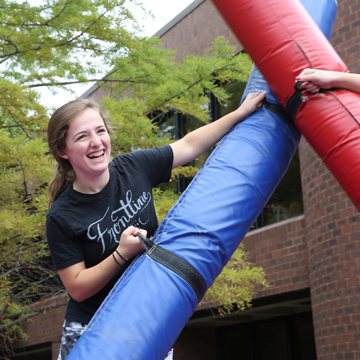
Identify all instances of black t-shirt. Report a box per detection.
[46,145,173,324]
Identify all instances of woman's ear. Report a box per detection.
[59,151,69,160]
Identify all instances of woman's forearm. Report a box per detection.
[331,72,360,93]
[58,251,127,302]
[170,91,266,168]
[58,226,145,302]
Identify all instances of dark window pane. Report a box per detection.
[156,113,176,140]
[266,149,303,218]
[217,324,252,360]
[254,321,288,360]
[7,343,52,360]
[293,315,317,360]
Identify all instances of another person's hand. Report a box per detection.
[117,226,146,261]
[296,69,335,93]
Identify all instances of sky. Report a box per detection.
[136,0,194,37]
[37,0,194,108]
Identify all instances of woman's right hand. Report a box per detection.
[116,226,146,261]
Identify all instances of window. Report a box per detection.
[217,313,316,360]
[252,149,303,229]
[6,342,52,360]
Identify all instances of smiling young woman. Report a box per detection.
[46,92,265,360]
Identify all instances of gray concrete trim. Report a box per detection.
[79,0,206,99]
[78,83,100,99]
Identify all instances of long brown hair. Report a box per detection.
[47,98,112,208]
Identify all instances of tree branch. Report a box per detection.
[1,124,22,129]
[0,294,68,331]
[144,78,204,117]
[164,78,203,103]
[52,8,109,49]
[0,7,109,60]
[0,238,47,265]
[28,78,148,88]
[43,0,74,27]
[147,62,240,115]
[7,109,32,140]
[0,313,35,331]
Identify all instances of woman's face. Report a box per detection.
[60,108,111,181]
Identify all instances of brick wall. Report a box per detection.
[242,215,309,298]
[332,0,360,72]
[12,302,66,360]
[300,137,360,360]
[149,1,242,61]
[298,0,360,359]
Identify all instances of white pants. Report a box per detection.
[58,320,174,360]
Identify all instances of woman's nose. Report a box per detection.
[90,135,102,147]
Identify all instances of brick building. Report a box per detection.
[8,1,360,359]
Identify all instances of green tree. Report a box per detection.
[0,0,269,355]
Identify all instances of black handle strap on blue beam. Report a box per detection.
[137,233,207,303]
[263,98,293,124]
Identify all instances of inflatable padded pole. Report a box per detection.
[66,1,336,359]
[211,0,360,210]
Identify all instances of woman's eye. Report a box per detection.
[98,128,106,134]
[77,135,86,141]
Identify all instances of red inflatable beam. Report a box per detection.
[212,0,360,210]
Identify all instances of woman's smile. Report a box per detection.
[87,149,106,160]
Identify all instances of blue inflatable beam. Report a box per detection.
[67,1,337,359]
